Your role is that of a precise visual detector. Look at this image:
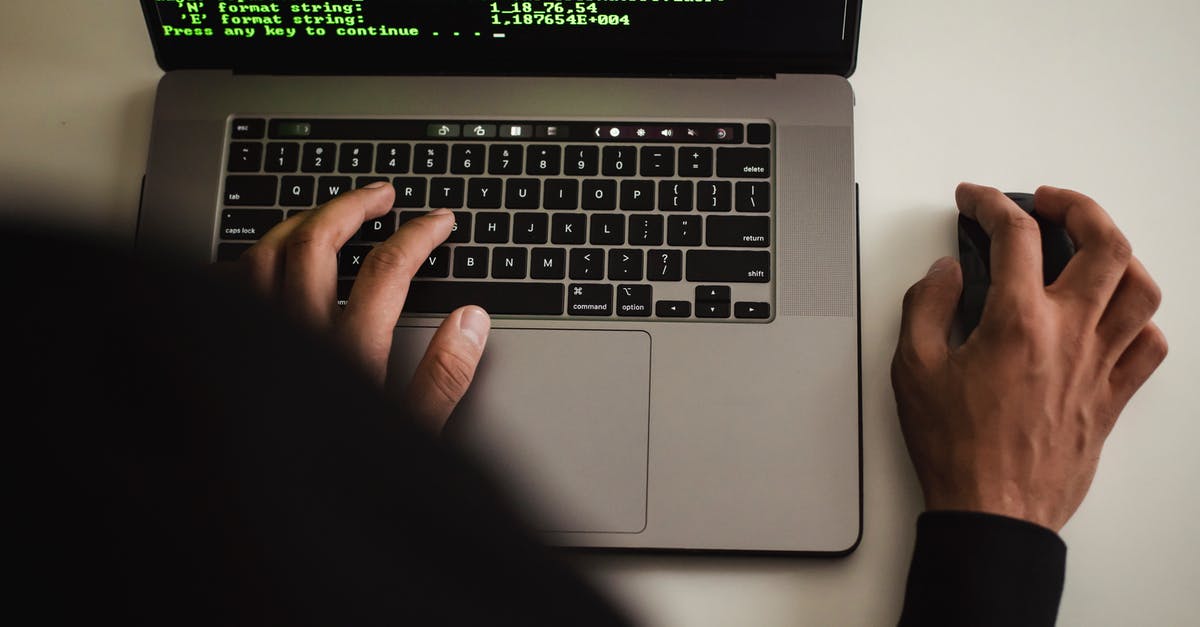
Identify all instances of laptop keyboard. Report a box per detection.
[219,118,774,322]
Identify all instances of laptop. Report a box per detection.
[135,0,862,554]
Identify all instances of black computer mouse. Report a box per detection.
[957,192,1076,337]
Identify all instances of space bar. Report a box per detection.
[404,281,565,316]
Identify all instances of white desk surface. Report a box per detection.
[3,2,1196,624]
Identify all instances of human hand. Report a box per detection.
[235,181,491,430]
[891,183,1167,531]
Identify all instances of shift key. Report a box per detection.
[686,250,770,283]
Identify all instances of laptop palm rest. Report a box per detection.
[390,327,650,534]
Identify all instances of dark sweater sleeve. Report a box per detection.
[898,510,1067,627]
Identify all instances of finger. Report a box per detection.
[1095,257,1162,364]
[1108,322,1168,410]
[1034,186,1132,309]
[895,256,963,373]
[405,306,492,431]
[336,208,456,381]
[955,182,1044,299]
[280,181,395,329]
[237,210,312,297]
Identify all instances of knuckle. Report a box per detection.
[286,221,334,254]
[238,243,275,269]
[426,349,476,405]
[1147,327,1170,363]
[1001,211,1039,236]
[1102,229,1133,266]
[362,244,417,278]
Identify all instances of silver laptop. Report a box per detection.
[136,0,862,554]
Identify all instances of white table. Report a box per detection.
[3,2,1196,624]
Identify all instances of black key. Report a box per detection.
[735,301,771,319]
[228,142,263,172]
[417,246,451,278]
[667,215,702,246]
[413,144,448,174]
[376,143,410,173]
[568,284,613,317]
[447,211,472,243]
[526,145,561,175]
[301,143,336,172]
[616,284,652,317]
[679,148,713,177]
[474,212,510,244]
[696,301,731,319]
[392,178,426,208]
[216,242,252,262]
[544,180,579,210]
[639,146,675,177]
[452,247,489,278]
[491,247,528,279]
[356,212,396,242]
[564,145,599,176]
[231,118,265,139]
[339,244,373,277]
[581,180,617,211]
[656,300,691,318]
[530,248,566,279]
[697,181,731,212]
[696,286,731,302]
[451,144,486,174]
[317,176,353,204]
[747,123,772,145]
[467,178,503,208]
[621,180,655,211]
[280,175,314,206]
[551,213,586,245]
[736,182,770,212]
[569,248,604,280]
[647,249,682,281]
[686,250,771,283]
[589,214,625,245]
[506,178,541,209]
[629,215,664,246]
[265,142,301,173]
[659,181,693,212]
[224,175,277,206]
[602,146,637,177]
[338,143,373,173]
[488,144,523,175]
[405,281,564,316]
[716,147,770,178]
[513,212,548,244]
[608,249,643,281]
[429,177,465,208]
[355,176,389,189]
[220,209,281,240]
[707,215,770,247]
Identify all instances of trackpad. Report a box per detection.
[390,328,650,533]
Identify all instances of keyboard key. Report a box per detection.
[376,143,410,173]
[629,215,664,246]
[716,147,770,178]
[564,145,599,175]
[696,301,731,319]
[231,118,265,139]
[447,211,472,243]
[706,215,769,247]
[429,178,465,208]
[551,213,586,244]
[467,178,503,208]
[697,181,731,212]
[667,215,702,246]
[417,246,451,278]
[736,182,770,212]
[413,144,448,174]
[656,300,691,318]
[608,249,643,281]
[392,178,427,208]
[491,247,528,279]
[582,180,617,210]
[639,147,675,177]
[544,179,579,210]
[685,250,770,283]
[338,143,373,173]
[228,142,263,172]
[317,176,352,204]
[679,148,713,177]
[224,175,277,206]
[216,242,252,262]
[301,143,336,172]
[530,248,566,279]
[589,214,625,245]
[513,212,548,244]
[602,146,637,176]
[568,284,613,317]
[355,176,389,189]
[658,181,693,212]
[451,144,486,174]
[569,248,604,280]
[427,123,460,138]
[527,145,561,175]
[735,301,771,319]
[616,284,652,317]
[220,209,281,240]
[453,247,489,278]
[621,180,655,211]
[264,142,301,173]
[473,212,510,243]
[339,244,373,277]
[506,178,541,209]
[356,212,396,242]
[747,123,772,145]
[696,286,731,303]
[647,249,682,281]
[404,281,564,316]
[279,176,314,206]
[488,145,524,175]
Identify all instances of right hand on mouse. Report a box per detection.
[232,181,490,431]
[891,182,1167,531]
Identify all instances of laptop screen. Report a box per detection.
[142,0,861,77]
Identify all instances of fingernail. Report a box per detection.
[429,207,452,216]
[365,180,390,189]
[927,256,954,275]
[458,306,491,349]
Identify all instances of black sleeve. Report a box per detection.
[6,227,633,627]
[898,510,1067,627]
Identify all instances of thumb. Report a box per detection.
[895,257,963,372]
[405,306,491,432]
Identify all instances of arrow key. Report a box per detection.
[734,301,771,319]
[696,301,731,319]
[656,300,691,318]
